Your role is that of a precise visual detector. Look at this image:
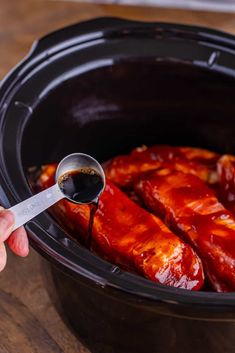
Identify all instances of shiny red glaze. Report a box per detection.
[37,164,204,290]
[105,145,219,189]
[135,169,235,292]
[217,155,235,214]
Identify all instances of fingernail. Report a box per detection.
[0,210,14,233]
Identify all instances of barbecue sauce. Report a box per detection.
[87,201,99,248]
[59,168,104,247]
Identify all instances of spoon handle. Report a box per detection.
[9,184,64,231]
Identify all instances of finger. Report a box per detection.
[7,227,29,257]
[0,209,14,242]
[0,242,7,272]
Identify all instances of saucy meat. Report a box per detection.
[105,145,219,189]
[135,169,235,292]
[37,164,204,290]
[35,145,235,292]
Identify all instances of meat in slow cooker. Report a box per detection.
[36,145,235,292]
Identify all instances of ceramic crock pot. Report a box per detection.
[1,18,235,353]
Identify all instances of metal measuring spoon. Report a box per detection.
[9,153,106,231]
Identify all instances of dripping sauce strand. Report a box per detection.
[58,167,103,248]
[87,200,99,249]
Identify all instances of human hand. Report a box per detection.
[0,208,29,271]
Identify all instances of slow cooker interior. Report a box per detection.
[19,58,235,298]
[22,60,235,169]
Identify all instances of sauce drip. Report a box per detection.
[87,201,99,249]
[59,168,104,248]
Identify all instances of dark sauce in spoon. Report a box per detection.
[58,168,104,248]
[58,168,103,204]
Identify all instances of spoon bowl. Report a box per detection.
[9,153,105,231]
[56,153,106,204]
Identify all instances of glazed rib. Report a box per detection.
[105,145,219,188]
[135,169,235,292]
[37,164,204,290]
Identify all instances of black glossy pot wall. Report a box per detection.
[1,18,235,353]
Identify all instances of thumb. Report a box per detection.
[0,208,15,242]
[0,242,7,272]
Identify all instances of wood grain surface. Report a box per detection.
[1,1,235,352]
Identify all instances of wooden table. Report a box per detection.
[1,1,235,352]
